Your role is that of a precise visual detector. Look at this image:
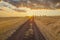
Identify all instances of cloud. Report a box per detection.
[3,0,60,9]
[12,0,20,2]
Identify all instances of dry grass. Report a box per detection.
[35,16,60,40]
[0,17,28,40]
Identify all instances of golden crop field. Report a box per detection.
[35,16,60,40]
[0,17,28,40]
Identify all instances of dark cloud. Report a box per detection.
[3,0,21,7]
[4,0,27,7]
[50,0,60,3]
[3,0,60,9]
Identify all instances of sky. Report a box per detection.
[0,0,60,17]
[3,0,60,9]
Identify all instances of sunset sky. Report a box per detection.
[3,0,60,9]
[0,0,60,17]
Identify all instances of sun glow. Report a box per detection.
[26,8,60,16]
[0,6,60,17]
[18,7,34,16]
[26,10,34,16]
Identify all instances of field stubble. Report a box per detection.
[0,17,28,40]
[35,16,60,40]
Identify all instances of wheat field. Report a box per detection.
[0,17,28,40]
[35,16,60,40]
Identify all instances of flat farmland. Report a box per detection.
[35,16,60,40]
[0,17,28,40]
